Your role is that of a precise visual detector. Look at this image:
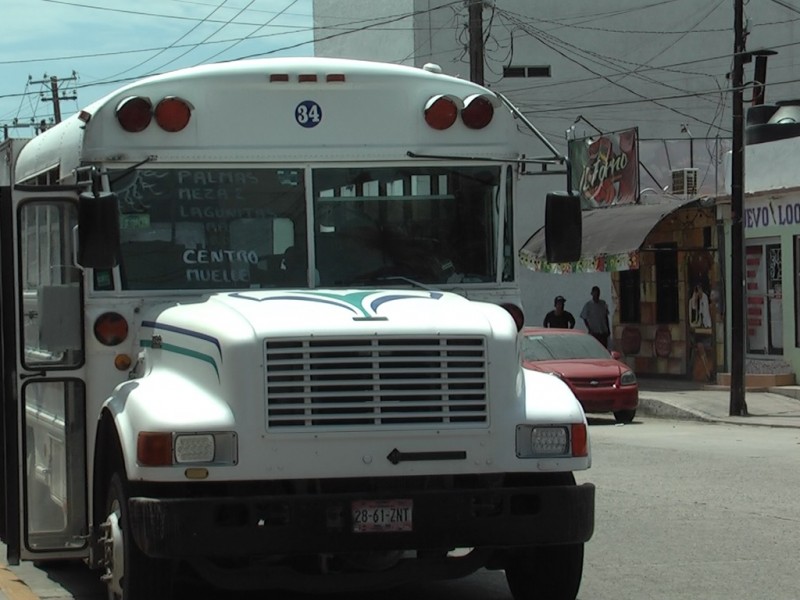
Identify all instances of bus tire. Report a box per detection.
[102,472,173,600]
[504,542,584,600]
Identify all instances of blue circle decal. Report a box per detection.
[295,100,322,128]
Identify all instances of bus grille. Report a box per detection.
[265,336,488,430]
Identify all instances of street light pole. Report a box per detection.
[729,0,748,416]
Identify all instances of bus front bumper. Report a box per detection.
[127,482,595,558]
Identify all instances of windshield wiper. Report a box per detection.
[371,275,432,290]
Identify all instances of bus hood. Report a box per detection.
[142,289,516,339]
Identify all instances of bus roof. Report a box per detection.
[14,57,523,183]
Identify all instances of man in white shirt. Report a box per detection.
[580,286,610,348]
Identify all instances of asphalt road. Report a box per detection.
[3,415,799,600]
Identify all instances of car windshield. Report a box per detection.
[522,333,611,361]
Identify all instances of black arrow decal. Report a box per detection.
[386,449,467,465]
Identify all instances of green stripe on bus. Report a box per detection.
[140,340,220,381]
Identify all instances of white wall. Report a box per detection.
[313,0,418,65]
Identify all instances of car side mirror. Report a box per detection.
[545,192,582,263]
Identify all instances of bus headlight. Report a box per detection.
[175,434,215,463]
[532,427,569,455]
[515,424,587,458]
[137,431,238,466]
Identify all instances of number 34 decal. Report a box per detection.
[295,100,322,128]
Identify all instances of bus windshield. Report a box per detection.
[110,165,507,291]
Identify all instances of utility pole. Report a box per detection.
[467,0,484,85]
[729,0,748,417]
[30,73,77,125]
[2,119,38,140]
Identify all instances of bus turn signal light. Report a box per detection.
[137,432,173,466]
[501,303,525,332]
[94,312,129,346]
[571,423,588,457]
[114,354,132,371]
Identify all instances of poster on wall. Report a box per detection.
[687,250,716,382]
[569,127,640,208]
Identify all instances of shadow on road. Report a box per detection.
[586,416,643,427]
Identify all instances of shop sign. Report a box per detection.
[569,127,640,208]
[744,195,800,229]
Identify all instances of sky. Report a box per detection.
[0,0,315,137]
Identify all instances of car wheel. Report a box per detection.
[505,542,584,600]
[102,472,174,600]
[613,409,636,424]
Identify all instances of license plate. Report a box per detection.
[351,499,413,533]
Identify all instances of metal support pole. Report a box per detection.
[729,0,748,416]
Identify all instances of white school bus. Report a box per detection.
[0,57,592,600]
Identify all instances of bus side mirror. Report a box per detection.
[78,192,121,269]
[545,192,582,263]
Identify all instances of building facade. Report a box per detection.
[718,101,800,382]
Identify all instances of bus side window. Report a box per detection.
[19,201,83,368]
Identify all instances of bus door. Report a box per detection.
[11,194,88,561]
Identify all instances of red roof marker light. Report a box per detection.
[116,96,152,132]
[424,95,460,130]
[461,94,495,129]
[154,97,192,132]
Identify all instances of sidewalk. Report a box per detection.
[637,378,800,428]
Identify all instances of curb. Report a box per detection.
[637,394,800,429]
[637,396,713,422]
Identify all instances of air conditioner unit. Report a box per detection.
[672,168,698,197]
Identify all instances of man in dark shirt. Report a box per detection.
[543,295,575,329]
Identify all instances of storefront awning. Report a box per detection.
[520,198,697,273]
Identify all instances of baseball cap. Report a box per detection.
[554,295,566,304]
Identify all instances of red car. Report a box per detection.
[521,327,638,423]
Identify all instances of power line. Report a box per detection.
[98,0,231,81]
[498,11,729,133]
[145,0,259,75]
[40,0,301,26]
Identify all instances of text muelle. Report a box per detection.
[181,247,259,284]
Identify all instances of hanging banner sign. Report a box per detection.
[569,127,640,208]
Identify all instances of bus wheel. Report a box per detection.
[504,543,584,600]
[101,472,173,600]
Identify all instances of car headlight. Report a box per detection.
[620,370,637,386]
